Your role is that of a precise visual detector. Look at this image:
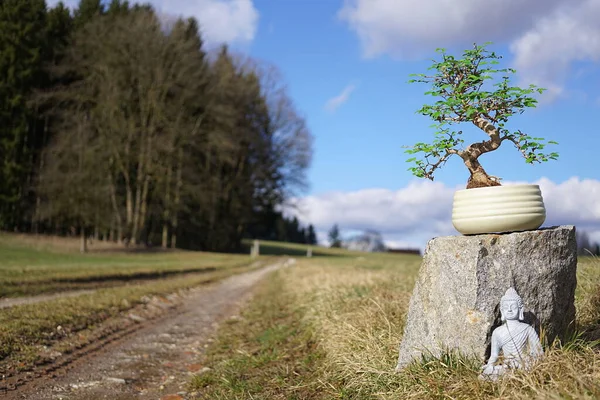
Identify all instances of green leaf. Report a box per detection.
[405,41,558,180]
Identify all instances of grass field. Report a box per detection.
[240,239,367,257]
[191,250,600,399]
[0,232,269,371]
[3,232,599,398]
[0,232,255,297]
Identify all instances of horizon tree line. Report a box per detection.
[0,0,313,252]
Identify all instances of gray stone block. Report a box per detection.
[396,225,577,370]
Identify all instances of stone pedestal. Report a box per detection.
[396,225,577,371]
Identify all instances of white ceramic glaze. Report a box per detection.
[452,184,546,235]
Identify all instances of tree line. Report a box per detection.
[248,214,317,245]
[327,224,387,252]
[576,230,600,256]
[0,0,313,252]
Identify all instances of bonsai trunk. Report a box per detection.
[463,156,501,189]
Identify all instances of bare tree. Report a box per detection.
[244,59,313,199]
[158,17,208,249]
[37,106,111,253]
[30,6,313,252]
[50,10,210,245]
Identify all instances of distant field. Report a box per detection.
[240,238,365,257]
[0,232,367,299]
[191,252,600,399]
[0,233,256,297]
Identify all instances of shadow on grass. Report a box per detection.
[577,324,600,345]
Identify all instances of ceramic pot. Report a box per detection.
[452,184,546,235]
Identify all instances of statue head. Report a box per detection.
[500,287,524,321]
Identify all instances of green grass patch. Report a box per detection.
[0,233,371,297]
[0,233,255,297]
[240,238,383,258]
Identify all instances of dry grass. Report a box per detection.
[190,269,328,399]
[192,253,600,399]
[575,256,600,331]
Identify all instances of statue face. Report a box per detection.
[501,300,520,320]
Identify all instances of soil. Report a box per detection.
[1,259,290,400]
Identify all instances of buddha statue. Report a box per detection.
[480,287,543,380]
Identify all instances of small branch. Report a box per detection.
[482,111,498,124]
[420,149,459,180]
[501,134,529,159]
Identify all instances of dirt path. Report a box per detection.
[5,259,291,400]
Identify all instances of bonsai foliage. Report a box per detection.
[406,42,559,188]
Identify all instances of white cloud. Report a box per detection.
[292,177,600,251]
[383,239,422,250]
[292,180,458,249]
[338,0,599,100]
[536,177,600,227]
[510,0,600,100]
[324,84,356,113]
[338,0,572,59]
[46,0,259,45]
[154,0,258,44]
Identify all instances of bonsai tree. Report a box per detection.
[405,42,559,188]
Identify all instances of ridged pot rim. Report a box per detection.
[455,183,541,194]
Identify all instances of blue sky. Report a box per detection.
[51,0,600,249]
[244,0,599,193]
